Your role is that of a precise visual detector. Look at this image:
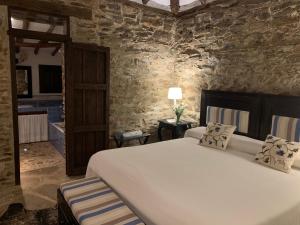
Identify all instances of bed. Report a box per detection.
[85,90,300,225]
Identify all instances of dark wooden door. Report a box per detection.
[65,43,110,176]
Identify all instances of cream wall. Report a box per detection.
[17,48,63,97]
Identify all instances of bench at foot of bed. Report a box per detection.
[58,177,145,225]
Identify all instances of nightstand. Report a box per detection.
[158,119,192,141]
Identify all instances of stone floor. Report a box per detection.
[0,142,82,224]
[20,142,64,173]
[19,142,80,210]
[0,204,57,225]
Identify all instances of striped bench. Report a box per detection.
[58,177,145,225]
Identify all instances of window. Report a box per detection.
[39,65,62,94]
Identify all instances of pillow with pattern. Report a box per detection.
[255,135,300,173]
[199,122,236,150]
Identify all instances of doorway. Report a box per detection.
[8,7,110,193]
[8,7,71,208]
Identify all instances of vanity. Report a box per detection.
[18,108,48,144]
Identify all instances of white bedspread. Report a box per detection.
[86,137,300,225]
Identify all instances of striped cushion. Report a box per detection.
[60,177,145,225]
[271,115,300,142]
[206,106,249,134]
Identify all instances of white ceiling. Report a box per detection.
[11,18,64,35]
[130,0,216,12]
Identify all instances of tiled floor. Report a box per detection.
[19,142,80,210]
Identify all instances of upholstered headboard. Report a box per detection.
[200,90,300,141]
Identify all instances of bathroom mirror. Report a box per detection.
[16,66,32,98]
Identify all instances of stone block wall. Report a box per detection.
[0,6,15,191]
[0,6,23,216]
[97,0,177,135]
[175,0,300,121]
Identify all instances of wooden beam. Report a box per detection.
[0,0,92,20]
[117,0,172,16]
[51,45,61,56]
[177,0,239,17]
[142,0,150,5]
[170,0,180,15]
[8,28,69,42]
[34,23,56,55]
[15,42,61,48]
[22,19,29,30]
[17,19,29,46]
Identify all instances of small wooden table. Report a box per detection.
[158,119,192,141]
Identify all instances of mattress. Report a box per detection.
[86,137,300,225]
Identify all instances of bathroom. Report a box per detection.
[14,18,67,173]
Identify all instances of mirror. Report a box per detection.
[16,66,32,98]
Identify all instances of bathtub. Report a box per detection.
[49,122,65,157]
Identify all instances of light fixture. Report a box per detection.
[168,87,182,105]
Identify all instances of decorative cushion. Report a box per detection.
[255,135,300,173]
[206,106,249,134]
[271,115,300,142]
[60,177,145,225]
[199,122,236,150]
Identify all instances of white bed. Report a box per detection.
[86,128,300,225]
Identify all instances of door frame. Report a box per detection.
[7,7,71,185]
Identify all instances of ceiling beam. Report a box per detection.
[170,0,180,15]
[0,0,92,20]
[22,19,30,30]
[34,23,56,55]
[199,0,207,6]
[15,42,61,48]
[51,45,61,56]
[142,0,150,5]
[18,19,29,42]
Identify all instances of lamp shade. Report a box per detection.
[168,87,182,100]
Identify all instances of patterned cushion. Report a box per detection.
[271,115,300,142]
[60,177,145,225]
[255,135,300,173]
[199,122,236,150]
[206,106,249,134]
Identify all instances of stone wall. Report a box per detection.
[97,0,177,135]
[175,0,300,121]
[0,5,23,216]
[0,6,15,191]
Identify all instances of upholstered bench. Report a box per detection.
[58,177,145,225]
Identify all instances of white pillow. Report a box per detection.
[185,127,263,155]
[199,123,236,150]
[184,127,206,139]
[255,135,300,173]
[185,127,300,169]
[230,134,263,156]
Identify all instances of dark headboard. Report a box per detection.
[200,90,300,141]
[260,95,300,140]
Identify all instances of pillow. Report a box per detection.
[186,127,264,155]
[184,127,206,139]
[255,135,300,173]
[199,123,236,150]
[229,134,264,155]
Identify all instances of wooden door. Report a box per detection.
[65,43,110,176]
